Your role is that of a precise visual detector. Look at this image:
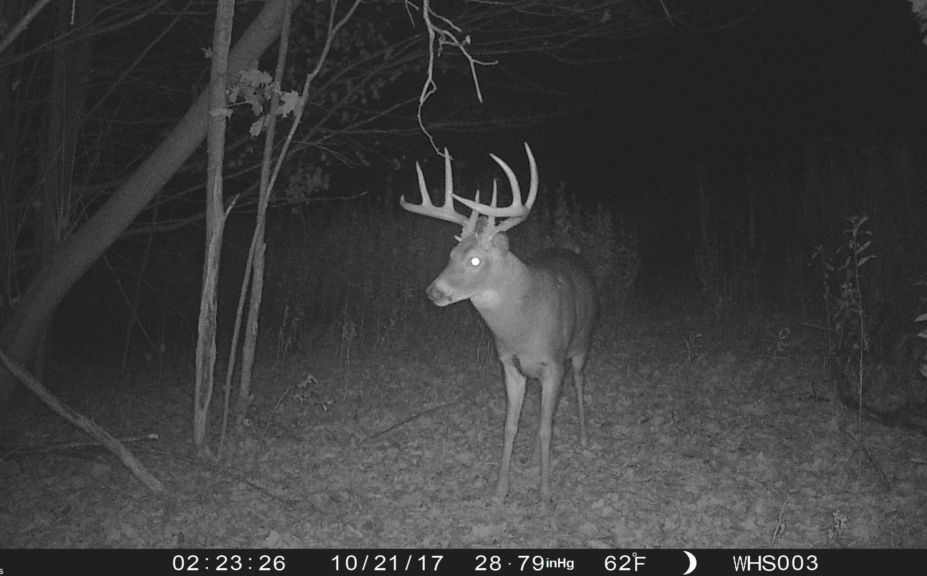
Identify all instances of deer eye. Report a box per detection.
[469,256,481,267]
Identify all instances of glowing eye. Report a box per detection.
[469,256,481,267]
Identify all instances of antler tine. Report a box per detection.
[523,142,538,211]
[456,188,480,240]
[400,149,469,227]
[452,143,538,233]
[444,148,454,210]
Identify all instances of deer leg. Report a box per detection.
[571,353,588,448]
[495,357,526,502]
[538,362,565,502]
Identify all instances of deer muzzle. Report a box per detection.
[426,279,454,307]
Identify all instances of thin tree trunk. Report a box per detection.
[0,0,15,324]
[234,0,293,420]
[121,203,159,368]
[34,0,96,380]
[194,0,236,455]
[0,0,302,413]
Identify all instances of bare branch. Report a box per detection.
[0,0,178,68]
[265,0,364,199]
[416,0,496,154]
[0,0,55,55]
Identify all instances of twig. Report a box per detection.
[842,427,892,492]
[149,449,301,508]
[1,434,160,460]
[364,398,462,442]
[415,0,496,154]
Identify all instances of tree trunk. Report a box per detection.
[0,0,301,412]
[194,0,236,454]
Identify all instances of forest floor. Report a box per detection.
[1,306,926,548]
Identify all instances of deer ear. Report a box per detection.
[491,232,510,254]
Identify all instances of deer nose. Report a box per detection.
[426,281,452,306]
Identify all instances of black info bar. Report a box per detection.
[1,548,922,576]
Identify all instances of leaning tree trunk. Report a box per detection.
[0,0,302,412]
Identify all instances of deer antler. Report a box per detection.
[400,148,479,237]
[401,143,538,238]
[453,143,537,234]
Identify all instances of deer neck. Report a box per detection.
[470,253,533,337]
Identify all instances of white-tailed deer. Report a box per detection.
[401,143,596,502]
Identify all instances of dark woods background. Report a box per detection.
[1,0,926,422]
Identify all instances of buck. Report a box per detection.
[400,143,596,502]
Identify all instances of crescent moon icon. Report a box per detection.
[683,550,697,575]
